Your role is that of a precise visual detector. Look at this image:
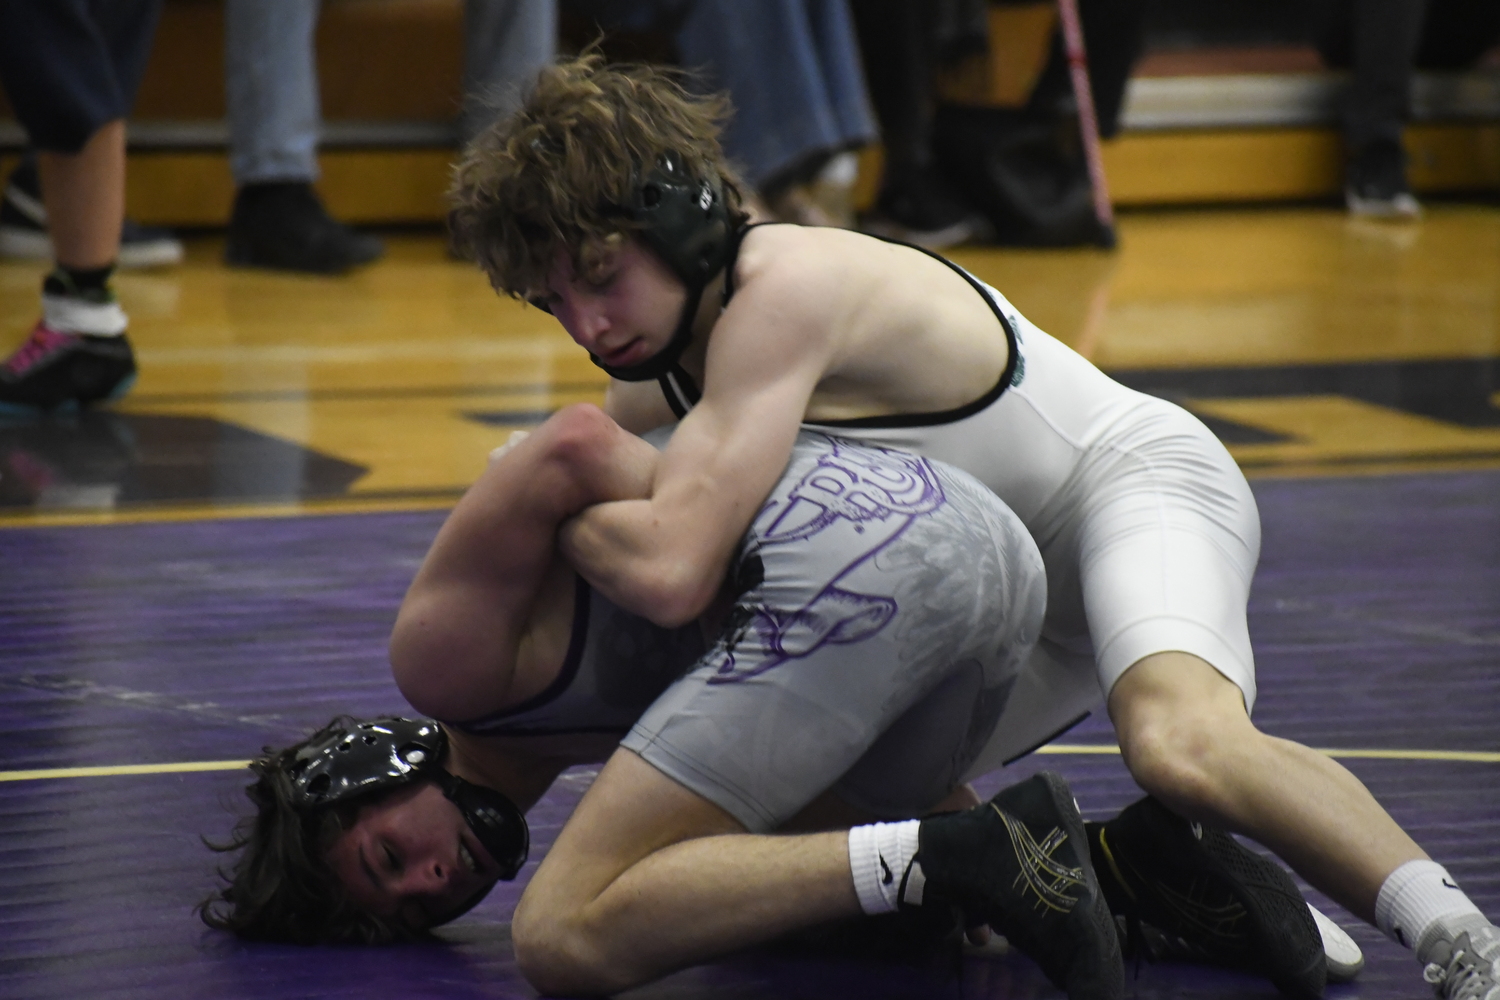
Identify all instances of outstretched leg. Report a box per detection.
[1109,651,1424,920]
[1108,650,1494,992]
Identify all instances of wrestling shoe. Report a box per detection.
[914,771,1124,999]
[0,157,183,268]
[1423,918,1500,1000]
[1087,795,1327,999]
[0,322,137,413]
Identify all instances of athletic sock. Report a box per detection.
[1375,859,1486,962]
[848,819,923,915]
[41,263,126,336]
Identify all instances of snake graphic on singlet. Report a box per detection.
[712,438,946,682]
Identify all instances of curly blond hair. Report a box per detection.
[449,52,750,298]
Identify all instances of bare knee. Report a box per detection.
[512,893,637,997]
[1109,652,1259,821]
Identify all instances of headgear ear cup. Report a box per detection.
[587,153,735,383]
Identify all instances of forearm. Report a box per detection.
[558,498,729,627]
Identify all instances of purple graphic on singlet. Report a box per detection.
[710,438,946,682]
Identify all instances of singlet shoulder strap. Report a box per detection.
[448,575,592,734]
[811,232,1020,430]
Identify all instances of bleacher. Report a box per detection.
[2,0,1497,226]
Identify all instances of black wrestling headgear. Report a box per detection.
[591,152,734,382]
[287,717,529,881]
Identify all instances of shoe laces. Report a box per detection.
[4,325,77,377]
[1424,931,1500,1000]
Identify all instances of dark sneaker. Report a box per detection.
[225,182,384,274]
[1346,139,1421,220]
[0,322,137,413]
[1423,919,1500,1000]
[0,156,183,268]
[1088,796,1327,998]
[914,771,1124,999]
[861,166,990,249]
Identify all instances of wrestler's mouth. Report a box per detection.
[460,830,498,876]
[599,338,645,366]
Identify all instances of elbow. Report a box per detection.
[623,557,721,629]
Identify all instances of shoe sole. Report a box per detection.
[1102,798,1327,999]
[1308,904,1364,982]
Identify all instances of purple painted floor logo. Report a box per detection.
[711,438,946,682]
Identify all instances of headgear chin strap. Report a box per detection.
[288,717,529,881]
[589,153,735,383]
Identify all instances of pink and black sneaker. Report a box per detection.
[0,320,137,413]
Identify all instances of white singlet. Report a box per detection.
[663,249,1262,775]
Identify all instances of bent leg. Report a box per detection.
[1108,650,1427,923]
[513,748,858,996]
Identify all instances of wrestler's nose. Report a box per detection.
[399,851,450,894]
[569,301,611,349]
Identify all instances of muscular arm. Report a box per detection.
[559,266,837,627]
[391,405,661,722]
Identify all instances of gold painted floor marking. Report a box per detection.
[4,745,1497,783]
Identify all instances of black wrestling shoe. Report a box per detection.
[913,772,1124,1000]
[1087,796,1327,999]
[225,181,383,274]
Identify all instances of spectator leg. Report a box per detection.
[1345,0,1427,151]
[461,0,559,142]
[676,0,841,190]
[226,0,322,185]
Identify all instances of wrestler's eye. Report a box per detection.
[383,842,402,873]
[583,269,616,292]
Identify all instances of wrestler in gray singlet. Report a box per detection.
[622,430,1045,832]
[455,432,1045,834]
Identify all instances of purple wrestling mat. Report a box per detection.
[1,469,1497,999]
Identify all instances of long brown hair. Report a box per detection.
[449,51,750,298]
[198,717,411,945]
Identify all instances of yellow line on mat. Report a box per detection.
[3,744,1498,783]
[1035,744,1500,763]
[0,760,250,782]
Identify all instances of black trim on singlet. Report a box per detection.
[658,368,699,420]
[450,574,593,735]
[659,225,1022,428]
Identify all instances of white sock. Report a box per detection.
[42,293,127,337]
[847,820,924,915]
[1375,860,1485,961]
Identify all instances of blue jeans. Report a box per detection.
[572,0,878,189]
[225,0,556,185]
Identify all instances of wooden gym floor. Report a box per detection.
[1,206,1498,999]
